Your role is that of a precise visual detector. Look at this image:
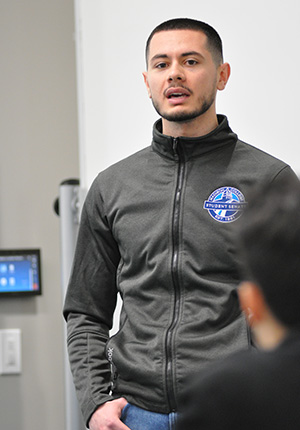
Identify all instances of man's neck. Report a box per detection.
[162,113,219,138]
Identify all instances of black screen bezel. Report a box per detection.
[0,249,42,297]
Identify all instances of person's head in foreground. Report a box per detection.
[237,175,300,347]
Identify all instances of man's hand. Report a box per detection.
[89,397,130,430]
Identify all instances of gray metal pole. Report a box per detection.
[59,179,86,430]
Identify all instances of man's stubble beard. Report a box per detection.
[151,92,216,123]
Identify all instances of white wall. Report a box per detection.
[75,0,300,192]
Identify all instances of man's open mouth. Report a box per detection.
[167,92,188,99]
[165,87,191,99]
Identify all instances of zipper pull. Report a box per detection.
[173,137,179,156]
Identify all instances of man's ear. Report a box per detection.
[238,281,266,326]
[217,62,231,91]
[142,71,152,98]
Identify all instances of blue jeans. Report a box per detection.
[121,403,178,430]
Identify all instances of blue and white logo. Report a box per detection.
[203,186,247,223]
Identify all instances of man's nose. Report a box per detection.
[168,64,185,82]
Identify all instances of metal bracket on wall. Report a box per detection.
[53,178,80,224]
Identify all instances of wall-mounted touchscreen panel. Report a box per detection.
[0,249,42,297]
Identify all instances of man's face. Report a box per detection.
[143,29,225,124]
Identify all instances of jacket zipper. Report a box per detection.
[165,137,185,411]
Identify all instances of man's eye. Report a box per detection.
[186,59,198,66]
[156,62,167,69]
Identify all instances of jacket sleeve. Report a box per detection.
[271,165,299,185]
[63,178,121,426]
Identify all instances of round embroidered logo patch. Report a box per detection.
[203,186,247,223]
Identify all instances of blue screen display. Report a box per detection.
[0,250,41,295]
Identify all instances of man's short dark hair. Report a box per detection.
[145,18,224,68]
[237,175,300,328]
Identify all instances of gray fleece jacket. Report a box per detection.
[63,115,297,425]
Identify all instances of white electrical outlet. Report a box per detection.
[0,329,21,374]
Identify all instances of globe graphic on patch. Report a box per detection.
[203,186,247,223]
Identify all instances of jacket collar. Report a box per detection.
[152,114,238,161]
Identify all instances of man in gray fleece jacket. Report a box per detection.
[63,17,298,430]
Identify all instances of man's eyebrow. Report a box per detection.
[181,51,204,59]
[149,54,169,64]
